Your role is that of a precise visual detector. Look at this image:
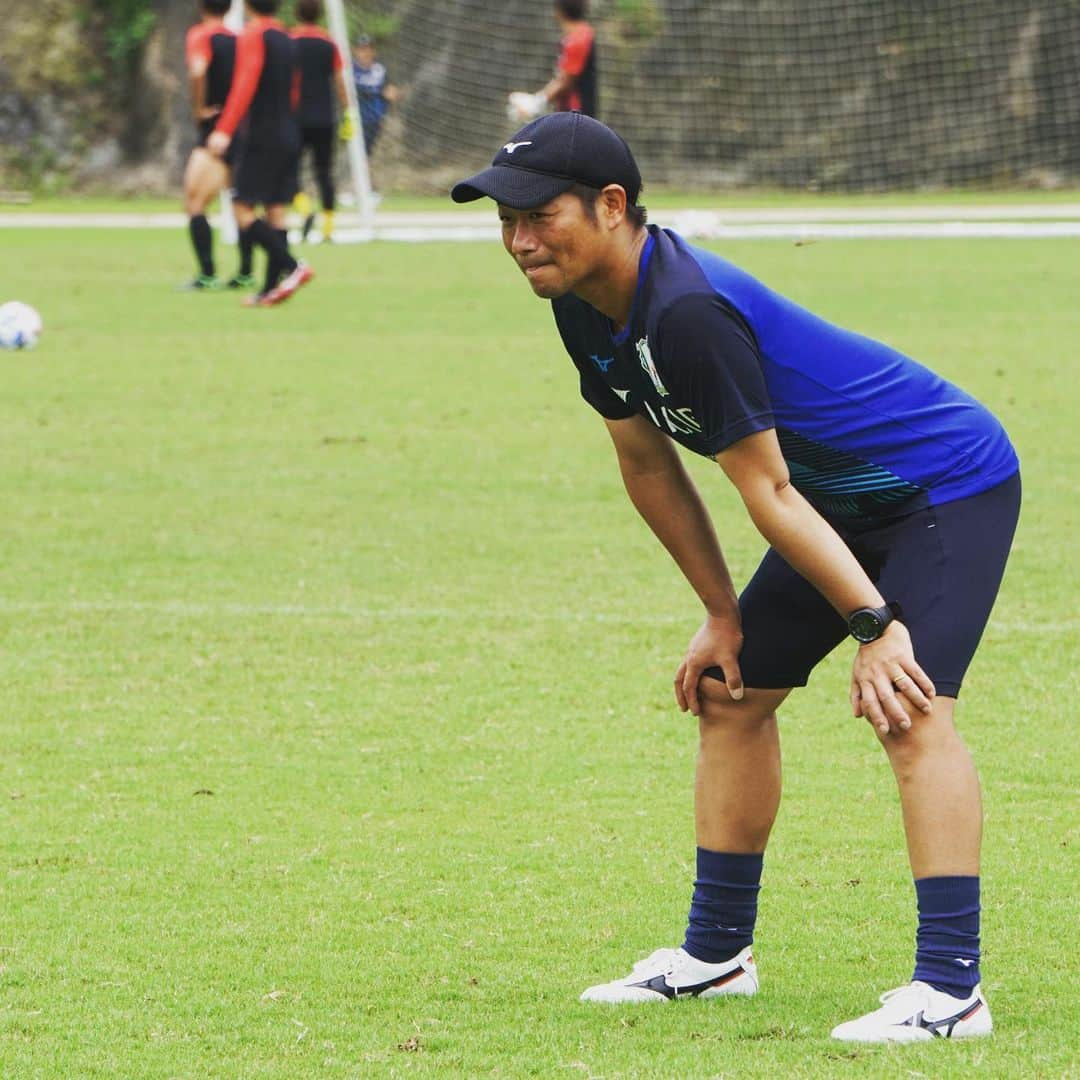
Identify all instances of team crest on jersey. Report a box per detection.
[636,337,668,397]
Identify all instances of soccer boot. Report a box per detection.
[300,212,316,242]
[831,981,991,1043]
[262,261,314,306]
[179,274,222,291]
[580,945,758,1004]
[226,273,256,290]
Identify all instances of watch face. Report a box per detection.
[849,609,884,643]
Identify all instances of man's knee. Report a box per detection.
[877,697,962,768]
[697,679,782,730]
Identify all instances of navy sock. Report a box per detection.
[682,849,762,963]
[189,214,214,276]
[912,875,981,998]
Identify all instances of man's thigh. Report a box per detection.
[865,473,1021,697]
[703,547,849,690]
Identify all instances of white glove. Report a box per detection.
[506,91,547,123]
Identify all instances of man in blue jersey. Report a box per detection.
[451,113,1019,1043]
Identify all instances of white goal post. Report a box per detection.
[324,0,376,226]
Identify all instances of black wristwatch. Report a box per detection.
[847,601,902,644]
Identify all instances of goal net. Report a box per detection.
[335,0,1080,195]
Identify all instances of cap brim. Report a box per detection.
[450,165,576,210]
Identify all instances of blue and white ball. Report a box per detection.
[0,301,43,350]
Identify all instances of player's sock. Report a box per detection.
[276,228,298,275]
[237,228,254,278]
[682,849,762,963]
[189,214,215,277]
[912,876,981,999]
[322,208,335,241]
[244,220,287,294]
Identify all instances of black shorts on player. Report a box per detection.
[233,139,300,208]
[197,118,241,166]
[704,472,1022,697]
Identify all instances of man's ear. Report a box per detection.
[599,184,628,229]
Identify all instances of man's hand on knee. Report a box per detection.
[675,613,745,715]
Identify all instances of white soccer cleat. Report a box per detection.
[580,945,758,1003]
[830,981,992,1043]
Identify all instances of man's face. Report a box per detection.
[354,44,375,65]
[498,193,603,300]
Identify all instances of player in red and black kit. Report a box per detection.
[291,0,350,243]
[182,0,254,290]
[547,0,597,117]
[508,0,598,123]
[208,0,313,307]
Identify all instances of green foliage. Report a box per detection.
[96,0,157,63]
[344,4,399,44]
[609,0,664,38]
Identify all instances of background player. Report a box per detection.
[290,0,351,243]
[508,0,598,122]
[351,34,399,160]
[181,0,255,290]
[208,0,313,307]
[452,113,1019,1043]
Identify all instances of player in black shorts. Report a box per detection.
[208,0,313,307]
[291,0,351,243]
[181,0,254,291]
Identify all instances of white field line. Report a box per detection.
[0,598,1071,635]
[3,207,1080,241]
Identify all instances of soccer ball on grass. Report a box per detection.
[0,302,43,350]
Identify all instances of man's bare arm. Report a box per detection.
[716,429,934,732]
[605,414,745,709]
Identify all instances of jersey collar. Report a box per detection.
[609,229,656,346]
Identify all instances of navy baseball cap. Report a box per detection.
[451,112,642,210]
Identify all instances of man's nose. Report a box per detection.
[510,222,537,255]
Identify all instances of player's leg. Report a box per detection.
[310,126,335,241]
[223,139,256,289]
[258,149,314,305]
[294,130,316,241]
[581,550,846,1004]
[182,146,228,288]
[233,143,306,305]
[832,473,1020,1042]
[679,554,845,975]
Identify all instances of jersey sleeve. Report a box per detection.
[655,293,775,455]
[576,363,636,420]
[186,25,211,71]
[559,26,594,77]
[215,24,265,137]
[552,299,635,421]
[333,42,344,72]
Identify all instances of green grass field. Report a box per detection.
[0,226,1076,1078]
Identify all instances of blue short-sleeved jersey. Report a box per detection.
[552,226,1019,522]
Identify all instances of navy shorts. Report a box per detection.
[704,472,1021,698]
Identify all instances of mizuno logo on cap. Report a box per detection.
[503,141,533,155]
